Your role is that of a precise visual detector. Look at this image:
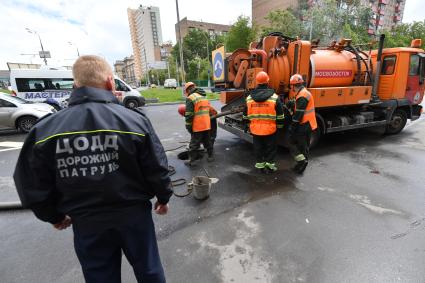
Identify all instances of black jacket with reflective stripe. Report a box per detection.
[13,86,172,224]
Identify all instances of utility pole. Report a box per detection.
[175,0,185,97]
[143,48,150,85]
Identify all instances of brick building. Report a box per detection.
[175,17,231,41]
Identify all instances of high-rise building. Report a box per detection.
[128,5,163,81]
[252,0,298,27]
[252,0,405,35]
[175,17,231,42]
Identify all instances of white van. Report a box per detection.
[164,78,177,89]
[9,68,145,109]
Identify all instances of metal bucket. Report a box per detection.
[190,176,212,200]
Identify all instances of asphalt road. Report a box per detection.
[1,102,425,283]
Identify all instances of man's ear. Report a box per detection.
[106,75,115,91]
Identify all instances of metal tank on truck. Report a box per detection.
[212,33,425,147]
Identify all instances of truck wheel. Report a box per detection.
[310,126,322,149]
[125,99,138,109]
[385,109,407,135]
[17,116,37,133]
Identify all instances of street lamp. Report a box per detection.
[68,42,80,57]
[20,53,38,64]
[25,28,48,65]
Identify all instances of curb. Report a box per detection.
[145,99,219,107]
[0,201,23,211]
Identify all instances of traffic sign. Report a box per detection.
[39,51,51,58]
[212,46,225,81]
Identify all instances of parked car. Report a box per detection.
[164,78,177,89]
[0,92,55,132]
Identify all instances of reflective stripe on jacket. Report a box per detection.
[188,93,211,132]
[246,94,278,136]
[295,88,317,130]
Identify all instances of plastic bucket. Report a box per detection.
[191,176,212,200]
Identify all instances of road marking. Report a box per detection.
[0,147,21,153]
[0,142,23,148]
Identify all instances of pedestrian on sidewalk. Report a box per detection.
[244,71,285,173]
[184,82,214,165]
[14,55,172,283]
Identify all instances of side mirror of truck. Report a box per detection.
[419,55,425,85]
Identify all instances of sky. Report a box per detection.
[0,0,423,70]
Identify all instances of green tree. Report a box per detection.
[383,21,425,48]
[262,9,303,37]
[225,15,258,51]
[302,0,372,44]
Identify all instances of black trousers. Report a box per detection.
[289,123,312,162]
[72,203,165,283]
[253,133,277,164]
[210,119,217,148]
[189,130,212,160]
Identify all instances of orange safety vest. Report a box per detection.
[246,94,278,136]
[296,88,317,130]
[188,93,211,132]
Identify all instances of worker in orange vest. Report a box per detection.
[244,71,285,173]
[288,74,317,174]
[184,82,214,166]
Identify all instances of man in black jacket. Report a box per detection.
[14,55,172,283]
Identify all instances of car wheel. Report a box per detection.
[385,109,407,135]
[125,99,138,109]
[17,116,37,133]
[50,104,61,111]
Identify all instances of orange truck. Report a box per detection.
[212,33,425,146]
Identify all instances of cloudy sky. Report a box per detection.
[0,0,423,70]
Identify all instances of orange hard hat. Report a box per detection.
[256,71,269,85]
[290,74,304,85]
[178,104,186,116]
[184,82,195,93]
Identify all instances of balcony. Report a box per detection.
[368,29,375,35]
[393,15,401,22]
[378,9,385,15]
[395,5,401,13]
[379,0,388,4]
[376,19,384,26]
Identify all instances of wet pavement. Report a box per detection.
[1,102,425,282]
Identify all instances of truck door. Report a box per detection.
[405,54,424,104]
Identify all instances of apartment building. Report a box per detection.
[252,0,405,34]
[114,55,137,87]
[128,5,163,80]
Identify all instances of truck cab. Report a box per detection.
[372,40,425,119]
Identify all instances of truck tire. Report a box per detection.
[17,116,37,133]
[125,99,138,109]
[385,109,407,135]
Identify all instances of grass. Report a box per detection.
[0,89,11,94]
[141,88,219,103]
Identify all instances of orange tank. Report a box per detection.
[267,52,290,92]
[309,50,367,88]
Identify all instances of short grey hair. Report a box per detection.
[72,55,113,88]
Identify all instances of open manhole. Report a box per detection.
[177,151,189,160]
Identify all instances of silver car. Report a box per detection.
[0,92,56,132]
